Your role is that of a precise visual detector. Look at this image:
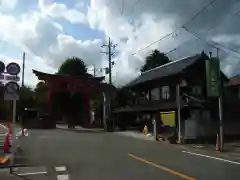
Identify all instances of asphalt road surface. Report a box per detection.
[1,128,240,180]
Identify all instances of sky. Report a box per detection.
[0,0,240,88]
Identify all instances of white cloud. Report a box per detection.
[0,0,18,10]
[38,0,87,24]
[1,0,240,88]
[0,10,105,87]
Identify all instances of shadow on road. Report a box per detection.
[58,128,106,134]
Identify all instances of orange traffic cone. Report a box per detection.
[143,125,148,135]
[215,133,220,151]
[4,134,10,153]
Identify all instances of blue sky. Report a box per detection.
[57,19,105,41]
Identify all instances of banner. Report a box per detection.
[205,58,220,97]
[160,111,175,127]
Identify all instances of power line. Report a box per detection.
[161,7,240,58]
[196,8,240,36]
[183,26,240,56]
[132,0,218,55]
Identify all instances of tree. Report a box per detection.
[58,57,90,76]
[34,81,48,108]
[17,86,36,116]
[140,49,170,73]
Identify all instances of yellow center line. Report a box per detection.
[128,153,196,180]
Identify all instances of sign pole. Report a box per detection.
[103,92,106,131]
[11,99,17,164]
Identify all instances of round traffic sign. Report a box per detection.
[6,62,20,75]
[5,81,20,93]
[0,61,5,73]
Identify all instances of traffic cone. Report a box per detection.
[7,122,11,134]
[4,134,10,153]
[215,133,220,151]
[143,125,148,135]
[21,128,25,136]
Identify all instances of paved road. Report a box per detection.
[1,128,240,180]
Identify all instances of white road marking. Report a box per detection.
[57,174,69,180]
[0,124,8,136]
[17,171,48,176]
[55,166,67,172]
[0,124,8,130]
[182,150,240,165]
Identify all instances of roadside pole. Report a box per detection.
[176,84,181,143]
[11,100,17,164]
[103,92,106,131]
[3,62,21,167]
[218,95,223,151]
[217,48,224,152]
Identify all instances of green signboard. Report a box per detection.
[205,58,221,97]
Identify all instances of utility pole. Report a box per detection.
[217,48,224,152]
[21,52,26,87]
[101,37,117,84]
[93,64,96,77]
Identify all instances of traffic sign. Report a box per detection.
[5,75,20,81]
[4,82,19,101]
[0,61,5,73]
[6,62,20,76]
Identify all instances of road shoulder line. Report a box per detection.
[182,150,240,165]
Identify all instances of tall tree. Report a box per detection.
[34,81,48,108]
[17,86,36,115]
[141,49,170,73]
[58,56,91,77]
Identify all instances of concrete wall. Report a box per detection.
[184,119,240,139]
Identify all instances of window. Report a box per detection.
[151,88,160,100]
[161,86,170,100]
[192,86,202,95]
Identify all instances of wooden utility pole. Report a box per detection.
[217,48,224,152]
[101,37,117,84]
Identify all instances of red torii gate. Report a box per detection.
[33,70,106,127]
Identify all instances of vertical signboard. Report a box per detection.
[205,58,221,97]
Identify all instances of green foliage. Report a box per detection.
[58,57,88,76]
[17,86,36,114]
[34,81,48,108]
[140,49,170,73]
